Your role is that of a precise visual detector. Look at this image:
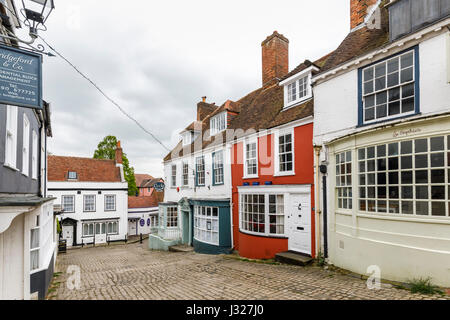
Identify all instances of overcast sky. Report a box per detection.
[21,0,350,177]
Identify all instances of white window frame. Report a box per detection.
[274,128,295,176]
[182,162,189,186]
[210,112,227,136]
[4,105,18,169]
[22,113,30,176]
[357,135,450,217]
[31,130,38,180]
[213,151,224,185]
[362,49,416,125]
[244,139,258,179]
[182,131,193,146]
[194,206,219,245]
[239,192,286,237]
[62,195,75,213]
[171,164,177,188]
[104,195,116,212]
[282,69,314,109]
[83,195,96,212]
[336,150,353,211]
[68,171,77,180]
[167,206,178,228]
[196,156,205,186]
[30,226,40,271]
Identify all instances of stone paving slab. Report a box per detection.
[47,241,448,300]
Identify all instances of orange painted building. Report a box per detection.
[231,123,316,259]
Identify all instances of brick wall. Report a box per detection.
[261,31,289,87]
[350,0,378,29]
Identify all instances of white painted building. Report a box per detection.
[47,144,128,247]
[128,196,159,236]
[313,0,450,286]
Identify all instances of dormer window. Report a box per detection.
[210,112,227,136]
[281,67,315,109]
[181,131,199,146]
[68,171,77,180]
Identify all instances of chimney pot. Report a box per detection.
[202,96,207,102]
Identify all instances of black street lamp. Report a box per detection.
[21,0,55,37]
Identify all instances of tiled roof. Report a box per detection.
[319,3,390,74]
[128,193,164,209]
[141,178,164,188]
[135,174,154,187]
[48,156,122,182]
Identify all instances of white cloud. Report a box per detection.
[21,0,350,177]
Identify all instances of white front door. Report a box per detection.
[128,220,137,235]
[63,225,74,247]
[95,223,107,244]
[287,193,311,255]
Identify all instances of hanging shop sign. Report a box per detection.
[0,45,42,109]
[154,182,165,192]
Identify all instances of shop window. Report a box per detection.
[194,206,219,245]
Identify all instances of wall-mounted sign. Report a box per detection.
[154,182,165,192]
[0,45,42,109]
[140,219,145,227]
[147,218,151,227]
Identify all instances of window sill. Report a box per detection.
[212,183,225,187]
[3,164,19,172]
[283,96,313,111]
[243,175,259,180]
[356,212,450,224]
[273,171,296,177]
[358,111,420,128]
[239,229,288,239]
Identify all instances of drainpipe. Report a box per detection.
[314,146,322,258]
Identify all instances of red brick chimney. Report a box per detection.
[350,0,378,29]
[115,141,123,165]
[261,31,289,87]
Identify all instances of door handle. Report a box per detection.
[299,215,302,218]
[297,227,304,231]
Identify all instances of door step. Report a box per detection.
[275,251,313,266]
[169,245,194,253]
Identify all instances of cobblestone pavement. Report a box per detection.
[48,241,448,300]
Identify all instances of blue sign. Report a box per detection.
[0,46,42,109]
[147,218,151,227]
[140,219,145,227]
[154,182,165,192]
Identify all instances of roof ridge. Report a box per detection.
[48,155,116,162]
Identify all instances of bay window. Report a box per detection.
[240,194,285,236]
[194,206,219,245]
[167,206,178,227]
[336,151,353,210]
[361,48,417,125]
[358,135,450,217]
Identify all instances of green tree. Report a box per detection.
[93,135,138,196]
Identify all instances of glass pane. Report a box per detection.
[430,137,445,151]
[388,58,399,73]
[389,101,400,116]
[415,139,428,153]
[389,88,400,101]
[402,97,415,113]
[416,202,429,216]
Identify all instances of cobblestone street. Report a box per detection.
[48,241,447,300]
